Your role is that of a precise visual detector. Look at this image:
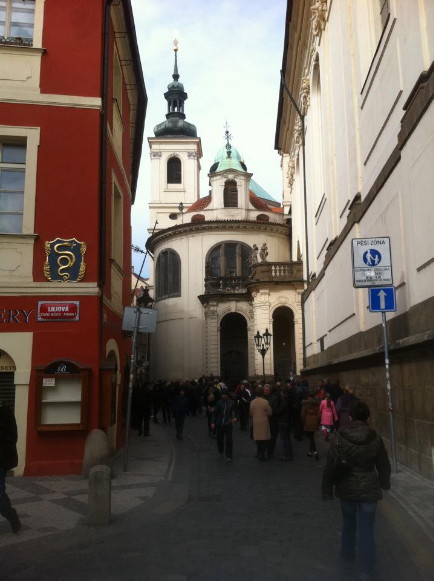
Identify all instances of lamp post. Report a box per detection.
[254,328,272,384]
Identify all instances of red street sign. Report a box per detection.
[37,301,80,322]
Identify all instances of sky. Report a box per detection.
[130,0,288,275]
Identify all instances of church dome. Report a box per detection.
[209,144,248,173]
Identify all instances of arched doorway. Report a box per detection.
[272,306,296,381]
[220,313,248,387]
[0,350,16,409]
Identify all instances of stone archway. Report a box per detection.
[272,306,296,381]
[220,313,248,387]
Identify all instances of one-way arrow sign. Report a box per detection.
[368,287,396,312]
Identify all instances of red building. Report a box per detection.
[0,0,146,475]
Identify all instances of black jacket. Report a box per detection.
[212,398,238,427]
[322,421,391,501]
[0,402,18,471]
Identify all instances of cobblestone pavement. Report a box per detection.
[1,413,433,581]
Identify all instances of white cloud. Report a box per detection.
[130,0,287,273]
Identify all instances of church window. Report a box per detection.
[167,157,182,184]
[156,249,181,300]
[224,180,238,207]
[206,242,250,278]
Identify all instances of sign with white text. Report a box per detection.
[352,237,393,287]
[38,301,80,322]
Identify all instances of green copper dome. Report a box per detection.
[209,145,248,173]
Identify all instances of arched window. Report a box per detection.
[156,249,181,300]
[224,180,238,207]
[206,242,250,278]
[167,157,181,184]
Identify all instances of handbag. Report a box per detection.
[331,434,351,484]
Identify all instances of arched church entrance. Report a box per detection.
[0,350,16,409]
[220,313,248,388]
[272,306,296,381]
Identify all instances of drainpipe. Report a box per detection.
[280,71,309,370]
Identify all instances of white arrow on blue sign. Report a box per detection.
[368,287,396,312]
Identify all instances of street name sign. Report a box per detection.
[352,237,393,287]
[368,287,396,312]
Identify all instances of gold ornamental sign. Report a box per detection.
[44,238,86,282]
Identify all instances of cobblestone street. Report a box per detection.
[2,413,433,581]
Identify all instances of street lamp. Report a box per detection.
[254,328,272,383]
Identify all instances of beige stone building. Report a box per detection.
[275,0,434,478]
[146,48,304,386]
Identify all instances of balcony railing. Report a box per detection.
[204,276,250,294]
[251,261,304,282]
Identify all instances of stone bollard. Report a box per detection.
[88,464,111,526]
[82,429,110,478]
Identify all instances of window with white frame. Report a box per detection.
[0,142,26,234]
[0,0,35,46]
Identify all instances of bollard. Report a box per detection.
[88,464,111,526]
[82,429,110,477]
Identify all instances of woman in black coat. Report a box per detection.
[322,400,391,580]
[0,401,21,533]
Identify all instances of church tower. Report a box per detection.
[148,42,202,233]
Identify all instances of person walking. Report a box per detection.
[249,386,272,461]
[235,380,251,431]
[211,387,238,462]
[336,384,357,429]
[318,392,338,440]
[0,400,21,533]
[322,400,391,580]
[301,391,320,459]
[171,388,189,440]
[275,384,293,461]
[264,383,280,459]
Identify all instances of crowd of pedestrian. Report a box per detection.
[132,374,358,464]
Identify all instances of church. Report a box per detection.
[145,47,304,385]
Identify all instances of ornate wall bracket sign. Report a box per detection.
[44,238,86,282]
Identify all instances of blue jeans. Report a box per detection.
[278,422,293,459]
[340,500,377,573]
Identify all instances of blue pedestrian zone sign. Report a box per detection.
[368,287,396,312]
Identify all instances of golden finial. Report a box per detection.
[174,38,179,52]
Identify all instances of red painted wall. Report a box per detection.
[40,0,104,97]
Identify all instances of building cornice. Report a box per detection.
[146,220,288,253]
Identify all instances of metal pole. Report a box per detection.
[262,352,266,384]
[382,311,397,473]
[123,306,140,472]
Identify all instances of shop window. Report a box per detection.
[167,157,181,184]
[0,142,26,234]
[224,179,238,207]
[0,0,35,46]
[35,360,90,431]
[0,371,15,408]
[156,248,181,300]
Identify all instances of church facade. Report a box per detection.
[146,48,304,385]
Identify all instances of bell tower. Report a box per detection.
[148,41,202,233]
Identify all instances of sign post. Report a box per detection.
[353,238,397,472]
[381,311,397,473]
